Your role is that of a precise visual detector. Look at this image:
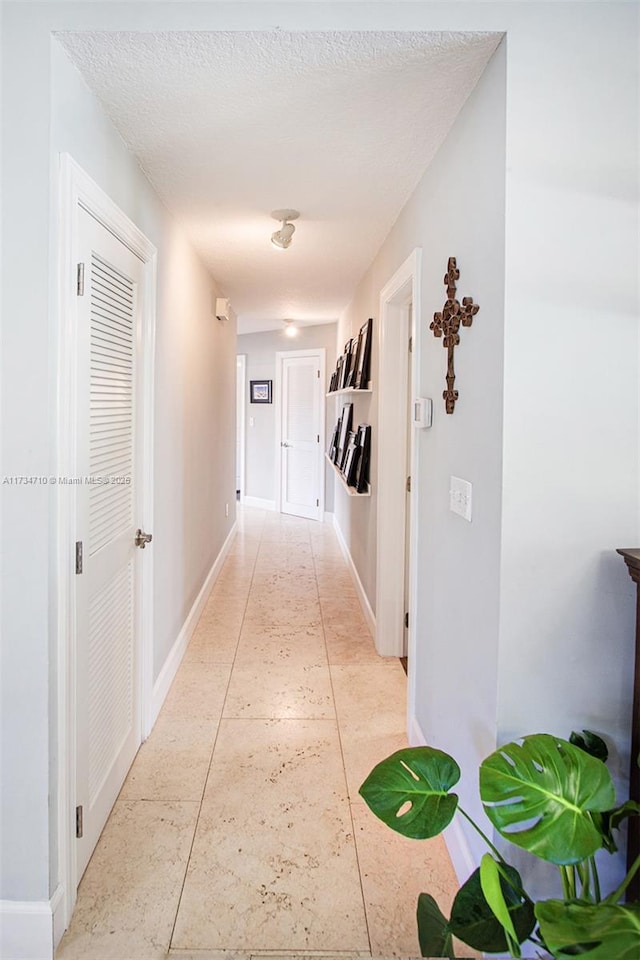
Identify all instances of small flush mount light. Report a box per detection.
[271,209,300,250]
[283,319,298,338]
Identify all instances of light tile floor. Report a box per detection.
[57,508,469,960]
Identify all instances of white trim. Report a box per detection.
[275,348,326,521]
[444,817,478,887]
[408,712,427,748]
[407,709,474,886]
[138,256,157,740]
[375,249,422,697]
[236,354,246,501]
[51,884,66,953]
[242,496,276,511]
[332,514,376,635]
[0,885,63,960]
[55,154,157,932]
[323,510,334,523]
[150,521,237,724]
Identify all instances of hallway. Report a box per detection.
[56,507,461,960]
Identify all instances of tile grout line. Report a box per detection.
[312,529,373,960]
[169,510,373,956]
[167,513,263,952]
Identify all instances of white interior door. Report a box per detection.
[279,353,323,521]
[236,355,246,496]
[75,207,145,880]
[403,303,413,659]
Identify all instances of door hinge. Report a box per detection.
[75,540,83,574]
[406,476,411,493]
[409,336,413,353]
[76,805,83,839]
[317,434,320,443]
[76,262,85,297]
[405,612,409,629]
[317,370,320,378]
[316,499,319,507]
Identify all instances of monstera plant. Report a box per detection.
[359,732,640,959]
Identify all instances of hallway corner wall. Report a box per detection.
[334,38,506,862]
[333,3,639,905]
[1,17,236,920]
[496,3,639,902]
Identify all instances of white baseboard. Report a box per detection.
[444,815,477,887]
[408,716,478,885]
[408,712,426,748]
[50,885,65,952]
[407,713,476,889]
[149,521,237,727]
[332,515,376,635]
[242,496,275,511]
[0,884,63,960]
[323,510,333,523]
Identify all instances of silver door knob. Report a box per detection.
[281,441,292,447]
[135,529,153,549]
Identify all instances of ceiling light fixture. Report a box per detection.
[283,319,298,338]
[270,209,300,250]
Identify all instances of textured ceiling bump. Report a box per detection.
[58,30,501,333]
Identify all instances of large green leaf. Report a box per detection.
[570,730,608,764]
[479,854,522,957]
[417,893,456,959]
[535,900,640,959]
[359,747,460,839]
[449,861,535,953]
[593,801,640,854]
[480,735,615,864]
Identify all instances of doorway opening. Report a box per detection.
[236,354,246,501]
[275,348,326,522]
[375,249,422,716]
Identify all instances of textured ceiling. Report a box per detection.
[58,30,501,333]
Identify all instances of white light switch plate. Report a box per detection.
[450,476,472,521]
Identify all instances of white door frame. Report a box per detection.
[236,354,247,502]
[375,248,422,721]
[55,154,157,931]
[274,348,326,521]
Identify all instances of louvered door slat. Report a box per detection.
[88,563,134,802]
[92,258,134,294]
[92,277,134,306]
[88,253,134,552]
[91,294,134,318]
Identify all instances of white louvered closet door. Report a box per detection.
[75,207,144,881]
[280,356,322,520]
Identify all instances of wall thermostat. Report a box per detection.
[215,297,231,322]
[413,397,433,429]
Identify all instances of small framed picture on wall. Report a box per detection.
[354,318,372,389]
[335,402,353,469]
[250,380,272,404]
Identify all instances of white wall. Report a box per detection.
[335,1,639,902]
[496,5,639,899]
[0,1,638,946]
[337,41,507,862]
[1,17,236,913]
[50,43,237,683]
[238,324,337,510]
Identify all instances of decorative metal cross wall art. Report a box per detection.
[430,257,480,414]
